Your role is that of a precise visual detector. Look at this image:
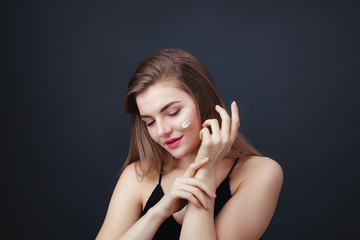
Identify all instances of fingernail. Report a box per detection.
[212,192,217,198]
[203,157,209,162]
[233,101,237,107]
[197,203,201,208]
[206,203,210,209]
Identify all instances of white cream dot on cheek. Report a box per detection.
[182,120,191,128]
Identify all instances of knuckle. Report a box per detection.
[202,141,210,147]
[207,119,217,124]
[190,162,198,169]
[213,138,220,144]
[194,178,201,185]
[174,177,183,184]
[194,188,202,196]
[185,192,192,199]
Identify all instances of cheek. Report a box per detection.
[147,128,159,142]
[190,108,201,126]
[184,109,202,132]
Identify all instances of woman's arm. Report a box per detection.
[181,102,283,239]
[215,157,283,240]
[180,166,217,240]
[96,163,165,240]
[182,157,283,240]
[181,102,240,240]
[97,159,215,240]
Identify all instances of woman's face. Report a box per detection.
[136,78,202,159]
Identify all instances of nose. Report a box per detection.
[157,120,172,137]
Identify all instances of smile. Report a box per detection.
[165,137,183,149]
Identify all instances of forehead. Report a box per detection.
[136,79,193,114]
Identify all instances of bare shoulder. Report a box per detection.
[215,156,283,239]
[118,162,158,189]
[120,162,138,180]
[239,156,284,188]
[118,162,159,206]
[96,162,158,239]
[117,162,142,186]
[241,156,282,175]
[112,162,142,198]
[234,155,283,191]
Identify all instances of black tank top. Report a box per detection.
[140,158,240,239]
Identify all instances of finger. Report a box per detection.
[183,157,209,178]
[173,189,202,208]
[230,101,240,141]
[179,178,216,198]
[176,185,210,209]
[215,105,231,136]
[202,119,221,136]
[199,127,211,143]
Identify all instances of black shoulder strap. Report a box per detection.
[158,173,162,184]
[158,164,163,184]
[227,158,240,177]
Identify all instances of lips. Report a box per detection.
[165,137,183,149]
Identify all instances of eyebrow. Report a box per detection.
[140,101,180,118]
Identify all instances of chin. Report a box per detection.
[166,147,190,159]
[168,151,187,159]
[168,144,199,159]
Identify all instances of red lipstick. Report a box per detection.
[165,137,183,149]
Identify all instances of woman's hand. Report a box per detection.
[156,157,217,218]
[196,101,240,167]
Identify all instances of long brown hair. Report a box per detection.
[123,48,261,177]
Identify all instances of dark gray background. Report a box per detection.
[5,0,360,239]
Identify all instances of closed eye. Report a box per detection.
[169,109,180,116]
[144,109,180,127]
[145,120,155,127]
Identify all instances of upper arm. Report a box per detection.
[96,163,143,240]
[215,157,283,240]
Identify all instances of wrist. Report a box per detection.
[197,160,217,175]
[194,166,217,188]
[149,204,169,222]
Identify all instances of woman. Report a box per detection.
[96,49,283,240]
